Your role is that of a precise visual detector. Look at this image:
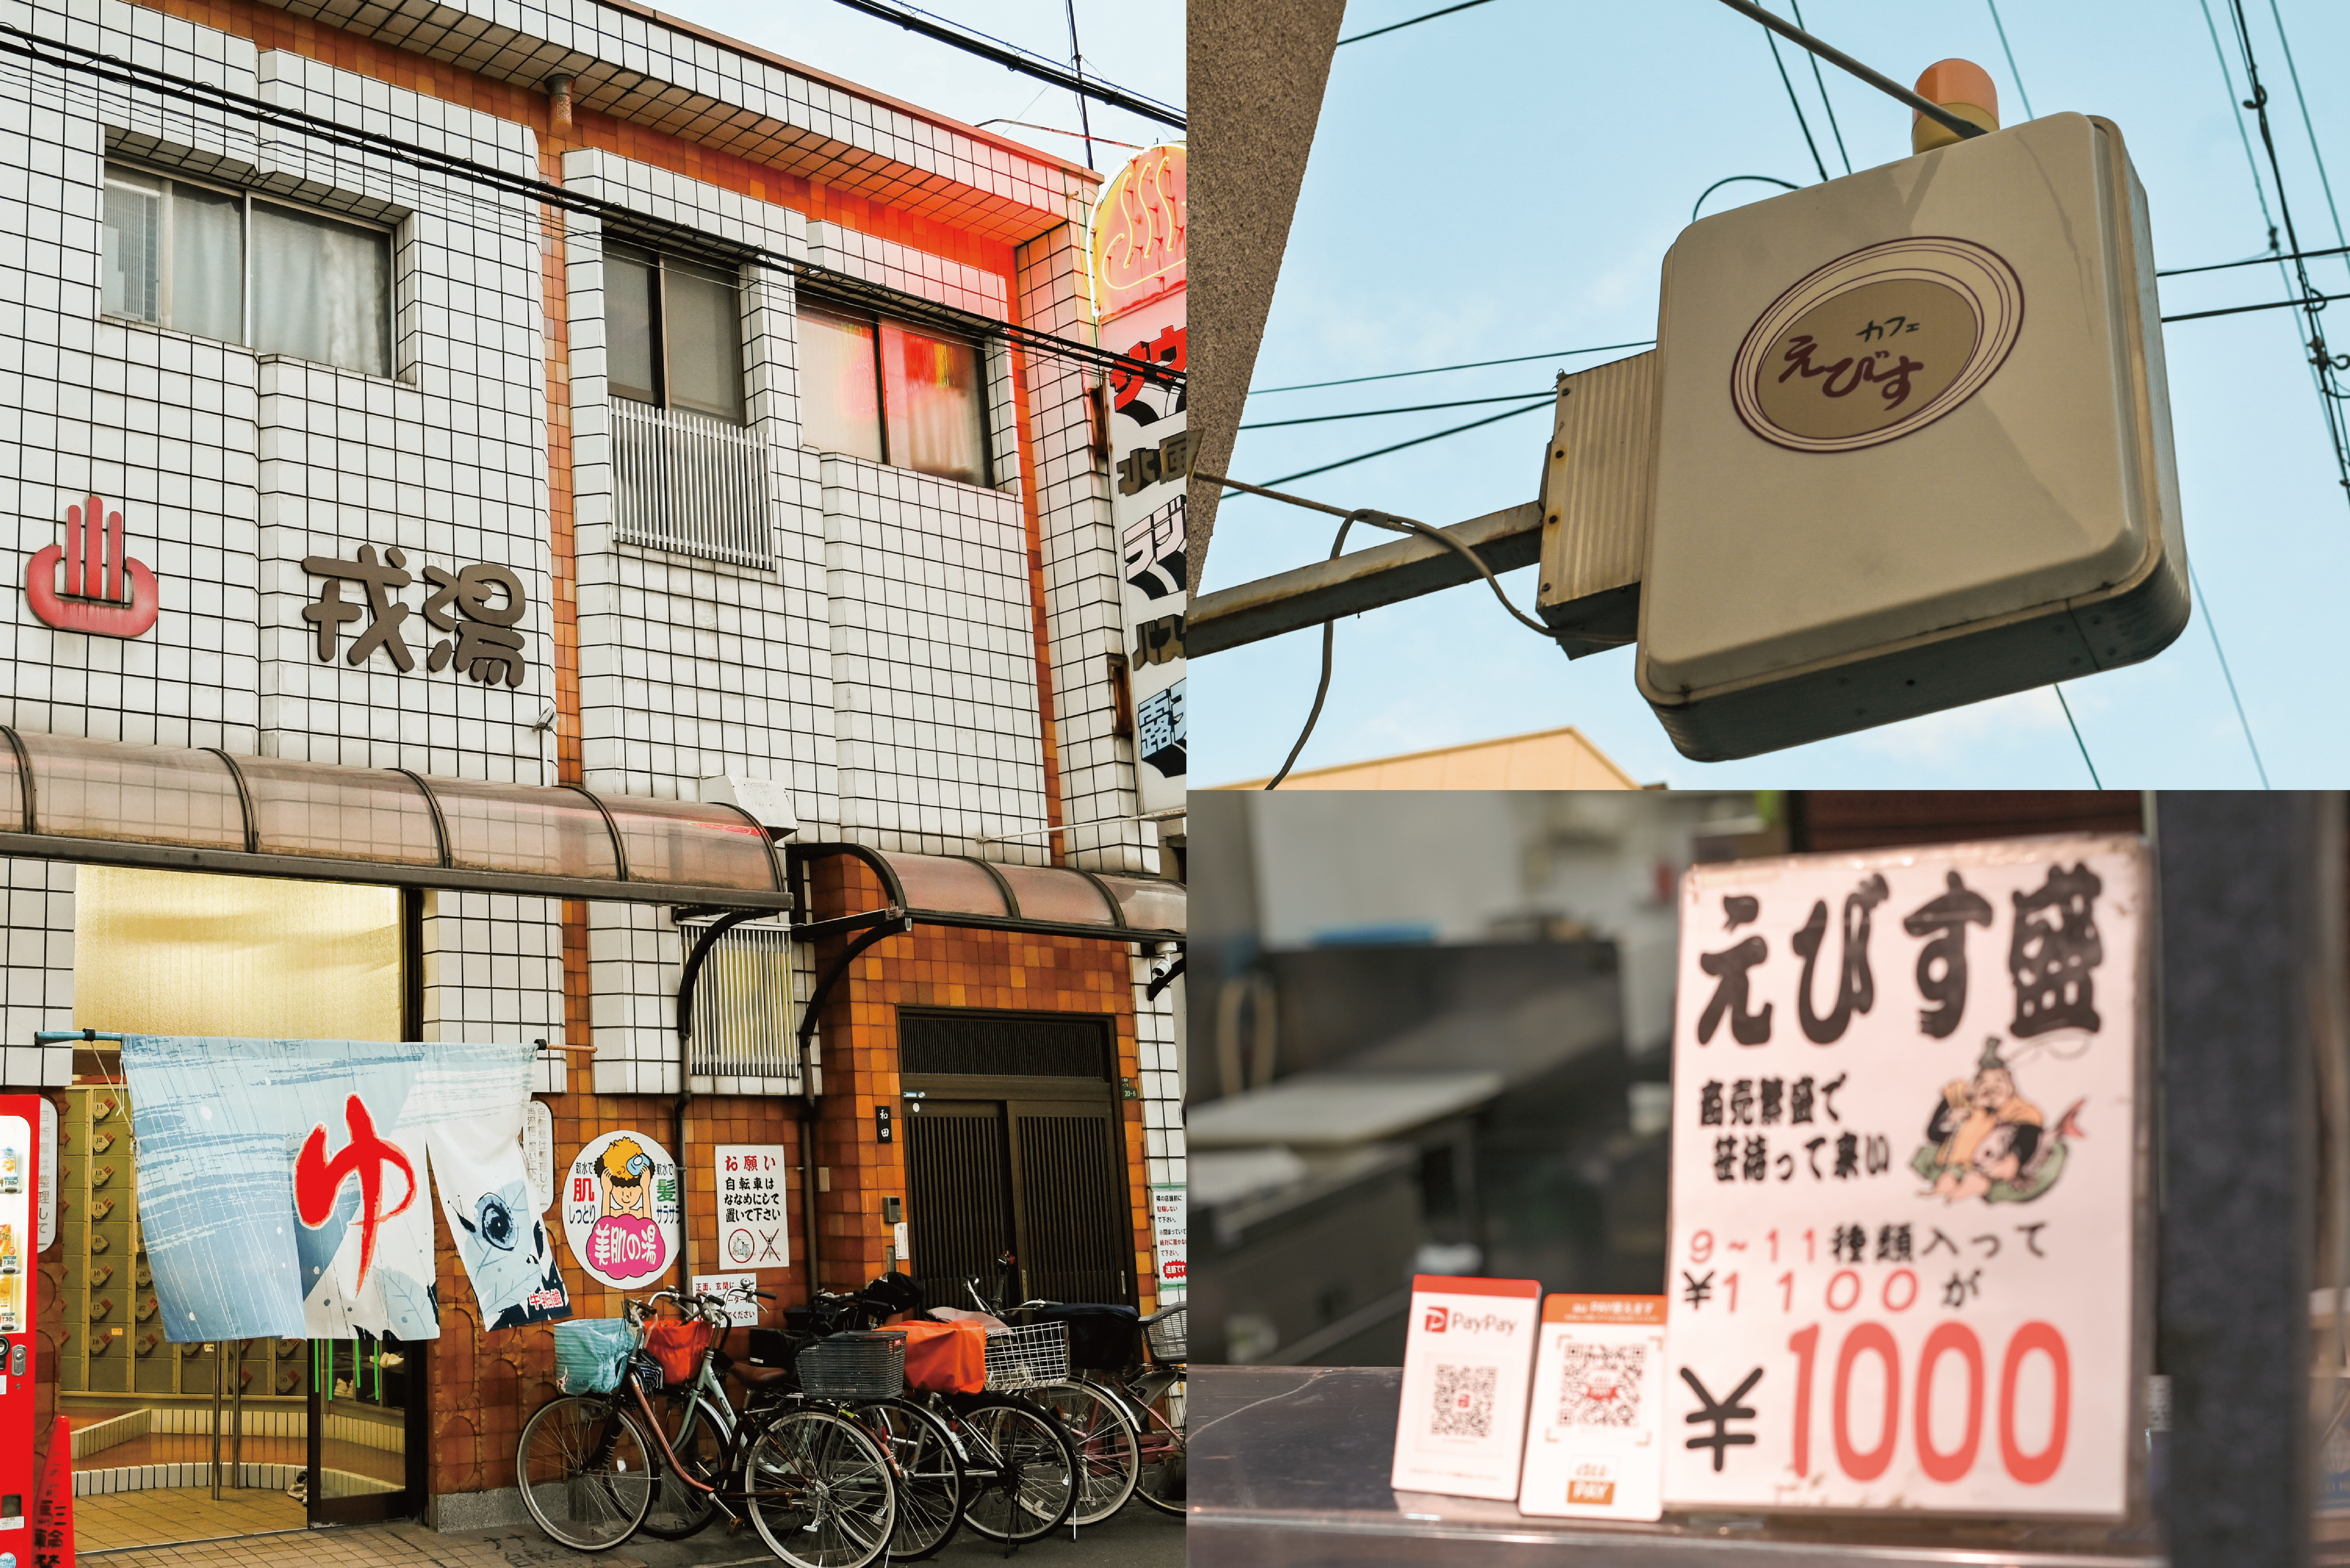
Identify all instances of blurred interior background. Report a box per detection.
[1185,789,2148,1367]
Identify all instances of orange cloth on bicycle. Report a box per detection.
[645,1318,713,1386]
[896,1319,989,1393]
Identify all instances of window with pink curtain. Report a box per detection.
[880,319,988,485]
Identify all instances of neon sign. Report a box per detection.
[1090,144,1186,320]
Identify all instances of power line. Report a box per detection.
[0,21,1166,385]
[2264,0,2350,287]
[1711,0,1986,145]
[2160,241,2350,277]
[2191,561,2272,788]
[2226,0,2350,503]
[1240,391,1552,429]
[1251,339,1655,395]
[822,0,1183,128]
[1237,400,1557,492]
[1757,6,1831,184]
[1337,0,1500,47]
[1984,0,2036,119]
[1785,0,1850,175]
[2197,0,2282,255]
[1693,175,1800,223]
[2163,289,2350,324]
[2052,687,2101,787]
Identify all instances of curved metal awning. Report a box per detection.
[0,728,792,911]
[789,842,1184,945]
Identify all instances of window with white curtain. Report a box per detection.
[100,163,393,377]
[797,299,990,487]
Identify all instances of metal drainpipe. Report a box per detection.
[793,914,915,1300]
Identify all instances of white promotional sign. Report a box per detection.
[1519,1295,1667,1520]
[38,1095,58,1251]
[1104,291,1186,814]
[1150,1183,1186,1296]
[523,1099,555,1214]
[1663,836,2150,1516]
[562,1130,682,1290]
[690,1271,761,1327]
[715,1144,790,1269]
[1390,1274,1542,1500]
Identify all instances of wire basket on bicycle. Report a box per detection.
[982,1321,1069,1392]
[796,1330,906,1400]
[1143,1305,1187,1365]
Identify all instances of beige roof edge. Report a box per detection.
[1211,724,1644,791]
[592,0,1114,183]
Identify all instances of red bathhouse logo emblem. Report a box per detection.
[27,492,160,637]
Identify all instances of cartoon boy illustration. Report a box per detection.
[584,1136,667,1280]
[1912,1038,2083,1204]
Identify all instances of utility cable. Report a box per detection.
[2197,0,2282,257]
[1692,175,1800,223]
[2190,561,2273,788]
[1984,0,2036,120]
[1240,391,1553,430]
[2161,242,2350,277]
[1202,474,1577,788]
[2264,0,2349,287]
[1757,7,1831,185]
[1252,340,1655,395]
[1710,0,1986,145]
[2227,0,2350,502]
[1785,0,1850,175]
[1337,0,1500,47]
[0,21,1168,385]
[2051,687,2101,787]
[822,0,1183,128]
[2164,290,2350,324]
[1239,399,1559,491]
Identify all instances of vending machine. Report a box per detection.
[0,1092,45,1568]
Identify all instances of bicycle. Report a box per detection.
[805,1269,1082,1550]
[959,1260,1141,1527]
[517,1290,898,1567]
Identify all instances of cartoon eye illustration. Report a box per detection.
[475,1193,517,1251]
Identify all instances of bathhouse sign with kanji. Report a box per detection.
[1663,835,2151,1517]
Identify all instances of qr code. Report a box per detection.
[1431,1363,1497,1439]
[1557,1344,1645,1428]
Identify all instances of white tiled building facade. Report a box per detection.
[0,0,1182,1204]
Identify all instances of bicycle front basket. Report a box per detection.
[553,1318,635,1395]
[983,1321,1069,1392]
[797,1331,906,1400]
[1144,1307,1187,1364]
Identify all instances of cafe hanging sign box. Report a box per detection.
[1662,835,2152,1517]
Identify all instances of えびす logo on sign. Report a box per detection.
[1731,237,2025,454]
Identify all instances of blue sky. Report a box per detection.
[648,1,1183,175]
[1198,0,2350,788]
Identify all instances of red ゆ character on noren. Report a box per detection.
[25,492,161,637]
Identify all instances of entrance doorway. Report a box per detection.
[898,1009,1135,1312]
[53,867,427,1549]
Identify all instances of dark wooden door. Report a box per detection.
[904,1100,1017,1315]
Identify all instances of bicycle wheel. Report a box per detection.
[1127,1383,1186,1516]
[515,1394,656,1551]
[1031,1382,1140,1525]
[742,1406,898,1568]
[638,1390,729,1540]
[956,1396,1077,1544]
[851,1396,966,1562]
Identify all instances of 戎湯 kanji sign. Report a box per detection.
[1663,835,2151,1516]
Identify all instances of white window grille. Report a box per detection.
[612,398,774,568]
[685,920,802,1091]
